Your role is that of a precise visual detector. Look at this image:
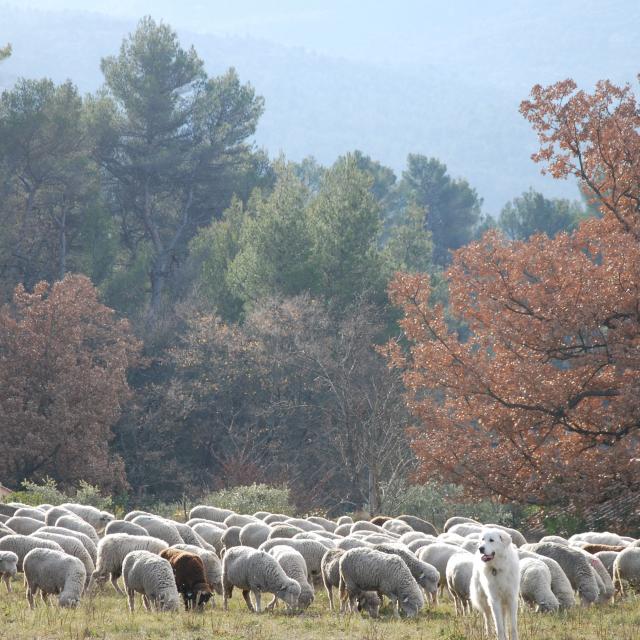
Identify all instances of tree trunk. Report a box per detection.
[368,467,379,515]
[148,257,167,322]
[58,209,67,280]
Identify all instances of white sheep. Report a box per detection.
[336,516,353,526]
[519,557,559,613]
[539,535,569,546]
[396,515,438,536]
[320,548,380,617]
[446,550,475,615]
[61,503,114,532]
[239,522,272,549]
[306,516,338,532]
[444,516,480,532]
[123,510,153,522]
[122,550,180,612]
[224,514,259,528]
[285,518,325,533]
[585,553,615,604]
[382,519,414,536]
[23,548,86,609]
[13,508,46,522]
[172,544,222,597]
[189,506,234,522]
[398,531,432,546]
[90,533,168,594]
[336,538,371,551]
[222,546,301,613]
[131,515,183,546]
[263,514,290,526]
[407,538,433,554]
[0,534,64,571]
[518,549,575,610]
[44,506,74,527]
[373,543,439,604]
[613,547,640,597]
[267,545,314,610]
[5,516,45,536]
[259,537,329,584]
[0,550,18,592]
[54,515,99,545]
[448,523,483,538]
[594,551,618,578]
[36,526,97,564]
[31,531,94,586]
[192,523,225,553]
[528,542,598,605]
[570,532,625,547]
[105,520,149,537]
[292,532,336,548]
[334,523,353,537]
[418,542,465,596]
[171,521,214,550]
[339,547,424,618]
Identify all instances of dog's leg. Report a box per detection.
[489,596,507,640]
[508,595,519,640]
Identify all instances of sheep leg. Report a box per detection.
[326,585,335,611]
[242,590,255,612]
[41,592,49,606]
[26,585,35,609]
[338,577,348,613]
[127,589,135,612]
[110,573,124,596]
[254,591,262,613]
[390,595,400,618]
[2,574,11,593]
[223,583,232,611]
[143,595,151,611]
[266,595,278,611]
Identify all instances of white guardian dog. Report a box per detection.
[470,527,520,640]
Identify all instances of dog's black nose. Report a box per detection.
[479,546,485,554]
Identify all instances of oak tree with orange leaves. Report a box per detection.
[0,274,141,490]
[387,77,640,509]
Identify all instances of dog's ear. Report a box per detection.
[498,533,505,544]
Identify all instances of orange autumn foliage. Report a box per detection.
[0,274,141,490]
[387,78,640,507]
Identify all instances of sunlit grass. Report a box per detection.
[0,576,638,640]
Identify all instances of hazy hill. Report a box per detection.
[1,2,636,211]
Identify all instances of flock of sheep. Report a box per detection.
[0,500,639,624]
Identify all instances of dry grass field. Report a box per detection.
[1,578,639,640]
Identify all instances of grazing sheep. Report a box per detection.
[418,542,466,595]
[192,523,225,553]
[267,545,314,610]
[260,538,329,584]
[221,526,242,553]
[397,515,438,537]
[292,533,336,549]
[189,506,234,523]
[36,526,97,564]
[0,535,64,571]
[373,543,439,604]
[0,515,9,525]
[594,551,619,578]
[14,508,46,522]
[31,532,94,586]
[240,522,272,549]
[334,524,353,537]
[263,514,290,525]
[54,516,99,545]
[399,532,431,545]
[105,520,149,537]
[160,548,212,610]
[0,504,19,518]
[444,517,480,532]
[222,546,301,613]
[5,516,45,536]
[528,542,598,605]
[321,548,380,617]
[267,524,303,539]
[123,510,153,522]
[122,550,180,612]
[306,516,337,532]
[0,551,18,592]
[131,516,183,546]
[539,535,569,546]
[613,547,640,596]
[570,532,625,547]
[585,553,615,604]
[171,522,214,550]
[518,549,575,610]
[172,544,222,598]
[448,523,483,538]
[446,551,475,615]
[437,532,466,546]
[462,538,480,554]
[224,514,258,528]
[339,547,424,618]
[382,519,413,536]
[285,518,324,533]
[90,533,168,594]
[61,503,114,532]
[351,521,386,535]
[253,512,271,520]
[484,524,527,548]
[336,538,371,551]
[44,506,74,527]
[519,557,559,613]
[407,538,433,554]
[23,548,86,608]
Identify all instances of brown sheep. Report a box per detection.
[160,548,212,610]
[581,544,627,555]
[369,516,392,527]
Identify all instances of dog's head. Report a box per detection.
[478,527,512,564]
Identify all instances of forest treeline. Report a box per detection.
[0,19,601,516]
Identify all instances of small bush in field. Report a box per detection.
[74,481,114,511]
[4,478,113,511]
[202,484,295,516]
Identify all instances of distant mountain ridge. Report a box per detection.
[2,3,633,211]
